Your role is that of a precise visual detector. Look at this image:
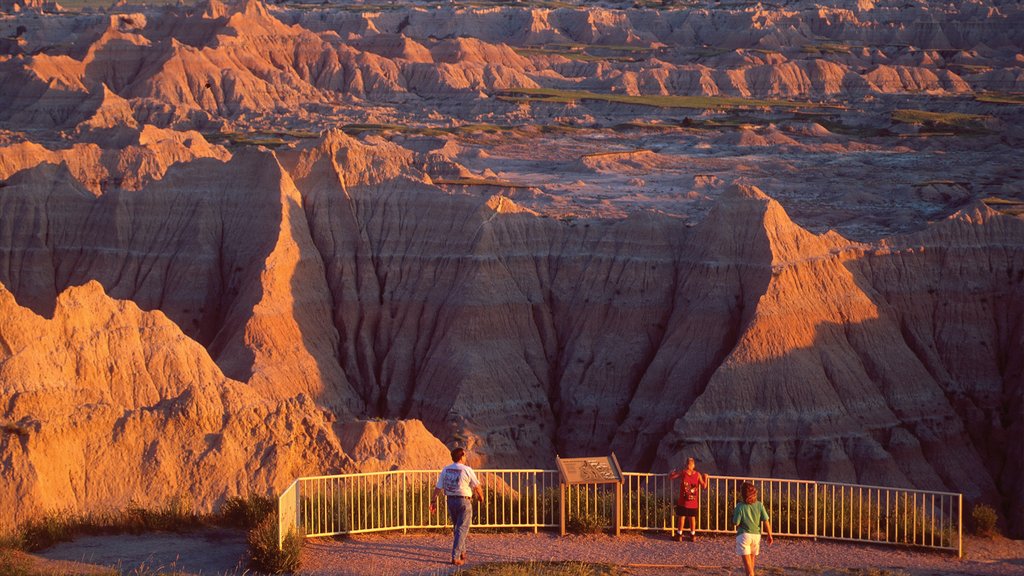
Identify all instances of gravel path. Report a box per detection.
[33,529,1024,575]
[301,532,1024,576]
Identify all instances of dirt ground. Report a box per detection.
[37,528,248,575]
[32,529,1024,575]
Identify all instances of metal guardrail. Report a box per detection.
[279,470,962,556]
[620,474,962,554]
[278,479,298,549]
[285,470,560,539]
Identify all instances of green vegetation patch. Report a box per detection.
[456,561,626,576]
[434,178,529,188]
[982,196,1024,216]
[514,43,653,63]
[948,64,993,75]
[340,123,411,135]
[912,180,968,187]
[581,148,651,159]
[335,123,511,137]
[976,93,1024,105]
[56,0,192,10]
[462,0,575,9]
[892,109,994,133]
[499,87,831,111]
[801,42,852,55]
[206,129,319,148]
[449,123,513,135]
[610,121,679,132]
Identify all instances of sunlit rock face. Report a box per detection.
[1,0,1023,536]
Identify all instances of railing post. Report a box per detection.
[402,472,408,534]
[614,481,622,536]
[277,480,300,550]
[559,482,566,536]
[813,482,818,541]
[957,493,963,558]
[533,472,539,534]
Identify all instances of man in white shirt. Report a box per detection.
[430,447,483,566]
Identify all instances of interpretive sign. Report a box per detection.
[555,454,624,536]
[555,454,623,485]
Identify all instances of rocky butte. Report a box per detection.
[0,0,1022,537]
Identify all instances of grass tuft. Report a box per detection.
[15,497,207,553]
[122,496,199,533]
[456,561,625,576]
[566,513,605,535]
[246,516,302,574]
[971,503,999,537]
[19,514,75,553]
[220,495,276,530]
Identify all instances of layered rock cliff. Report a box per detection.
[1,130,1021,533]
[1,0,1022,538]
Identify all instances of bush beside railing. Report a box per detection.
[279,470,962,556]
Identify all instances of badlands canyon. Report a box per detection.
[1,0,1023,536]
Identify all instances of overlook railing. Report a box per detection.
[278,469,962,557]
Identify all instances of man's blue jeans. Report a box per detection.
[447,496,473,561]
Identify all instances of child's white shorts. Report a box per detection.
[736,532,761,556]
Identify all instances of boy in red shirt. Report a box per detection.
[668,457,709,541]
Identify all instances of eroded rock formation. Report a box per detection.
[0,0,1022,537]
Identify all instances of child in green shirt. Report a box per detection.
[732,482,774,576]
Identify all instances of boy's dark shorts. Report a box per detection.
[675,506,698,517]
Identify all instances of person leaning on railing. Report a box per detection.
[732,481,774,576]
[430,447,484,566]
[667,456,709,541]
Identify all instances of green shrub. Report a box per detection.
[972,503,998,537]
[247,515,302,574]
[220,494,275,529]
[566,512,604,534]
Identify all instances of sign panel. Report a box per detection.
[556,454,623,485]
